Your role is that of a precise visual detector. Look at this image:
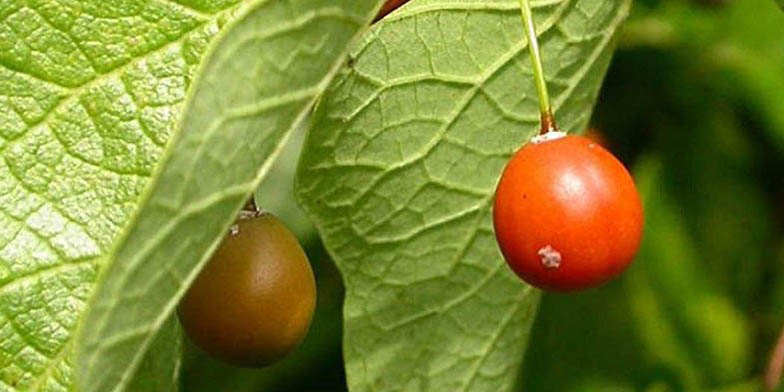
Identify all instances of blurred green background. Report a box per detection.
[180,0,784,390]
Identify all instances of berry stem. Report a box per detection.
[244,196,258,212]
[518,0,556,134]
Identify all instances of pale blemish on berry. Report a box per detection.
[530,131,567,144]
[230,209,265,235]
[538,245,562,269]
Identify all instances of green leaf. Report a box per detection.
[629,157,751,389]
[521,284,648,390]
[126,316,182,392]
[74,1,383,392]
[710,379,764,392]
[295,0,631,390]
[0,0,240,389]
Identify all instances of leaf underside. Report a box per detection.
[74,1,383,392]
[296,0,631,391]
[0,0,242,390]
[125,316,182,392]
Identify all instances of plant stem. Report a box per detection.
[765,323,784,391]
[518,0,556,134]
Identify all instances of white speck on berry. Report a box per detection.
[530,131,567,144]
[230,224,239,236]
[538,245,562,269]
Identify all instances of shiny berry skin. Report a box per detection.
[375,0,409,21]
[178,213,316,367]
[493,133,643,292]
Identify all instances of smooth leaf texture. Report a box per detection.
[0,0,242,390]
[75,1,383,392]
[126,316,182,392]
[296,0,631,391]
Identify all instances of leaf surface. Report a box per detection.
[0,0,241,389]
[126,316,182,392]
[74,1,383,392]
[296,0,631,390]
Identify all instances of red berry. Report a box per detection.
[493,133,643,292]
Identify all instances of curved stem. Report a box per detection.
[766,322,784,391]
[518,0,556,134]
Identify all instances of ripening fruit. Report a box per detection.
[493,133,643,292]
[178,212,316,367]
[375,0,409,21]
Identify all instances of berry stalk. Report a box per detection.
[518,0,556,134]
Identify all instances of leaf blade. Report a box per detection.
[0,1,241,389]
[296,0,631,390]
[74,2,383,392]
[126,316,183,392]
